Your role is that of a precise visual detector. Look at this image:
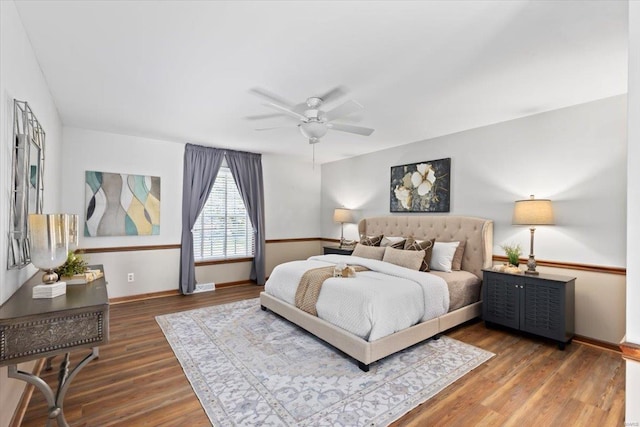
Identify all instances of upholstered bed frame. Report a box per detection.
[260,215,493,371]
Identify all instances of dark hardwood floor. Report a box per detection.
[19,285,625,426]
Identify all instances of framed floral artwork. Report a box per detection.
[390,158,450,212]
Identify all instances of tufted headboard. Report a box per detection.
[358,216,493,280]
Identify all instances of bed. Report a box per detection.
[260,215,493,371]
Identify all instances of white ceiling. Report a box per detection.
[14,0,628,164]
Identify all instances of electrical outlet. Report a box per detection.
[127,273,134,282]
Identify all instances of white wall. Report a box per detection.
[1,0,64,305]
[627,0,640,351]
[321,95,627,345]
[60,127,321,298]
[0,1,64,426]
[322,95,627,268]
[627,1,640,424]
[263,153,322,239]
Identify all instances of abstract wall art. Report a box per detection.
[390,158,450,212]
[85,171,161,236]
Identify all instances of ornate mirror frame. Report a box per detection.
[8,100,45,269]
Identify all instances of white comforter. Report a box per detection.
[264,254,449,341]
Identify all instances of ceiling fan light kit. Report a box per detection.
[249,86,375,145]
[299,121,328,140]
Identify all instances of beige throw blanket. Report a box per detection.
[295,265,368,316]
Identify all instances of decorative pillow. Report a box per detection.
[404,237,436,272]
[359,234,383,246]
[352,243,386,260]
[382,247,425,271]
[451,240,466,271]
[430,241,460,272]
[380,236,406,249]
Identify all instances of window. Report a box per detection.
[192,166,254,261]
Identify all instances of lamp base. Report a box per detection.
[525,254,538,275]
[33,281,67,299]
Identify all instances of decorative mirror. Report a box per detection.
[8,100,45,269]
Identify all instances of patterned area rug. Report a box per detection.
[156,298,493,426]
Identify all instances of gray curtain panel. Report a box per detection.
[226,150,266,285]
[180,144,224,294]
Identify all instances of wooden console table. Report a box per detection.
[0,266,109,427]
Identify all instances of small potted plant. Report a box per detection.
[501,243,522,267]
[56,251,89,284]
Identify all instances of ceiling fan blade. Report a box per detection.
[324,100,364,122]
[327,122,375,136]
[317,86,348,104]
[249,87,296,109]
[245,113,290,120]
[291,102,309,114]
[254,126,293,131]
[263,103,307,121]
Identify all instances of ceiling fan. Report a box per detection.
[248,86,375,144]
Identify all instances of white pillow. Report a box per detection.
[430,241,460,272]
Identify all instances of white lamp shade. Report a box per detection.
[333,208,354,224]
[512,196,555,225]
[28,214,69,270]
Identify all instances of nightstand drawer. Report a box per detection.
[323,246,354,255]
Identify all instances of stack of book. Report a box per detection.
[33,281,67,299]
[63,269,104,285]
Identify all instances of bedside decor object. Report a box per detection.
[333,262,357,278]
[491,264,522,274]
[333,208,354,248]
[390,158,450,212]
[29,214,70,298]
[61,269,104,285]
[512,195,554,275]
[56,250,89,284]
[500,242,522,267]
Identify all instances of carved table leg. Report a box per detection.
[7,347,99,427]
[45,355,56,371]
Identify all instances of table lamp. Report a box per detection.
[28,213,70,298]
[512,195,554,275]
[333,208,354,248]
[68,213,79,251]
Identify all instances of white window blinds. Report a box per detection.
[192,166,254,261]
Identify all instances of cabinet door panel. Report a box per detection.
[522,281,564,340]
[484,274,520,329]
